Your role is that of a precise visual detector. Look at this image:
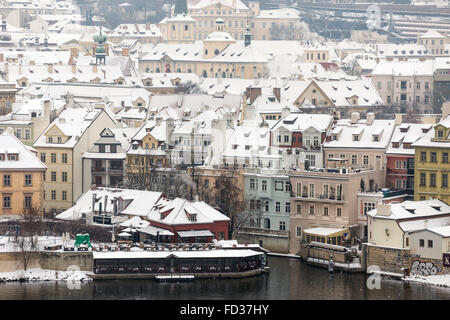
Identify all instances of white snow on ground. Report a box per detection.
[402,274,450,288]
[0,269,93,282]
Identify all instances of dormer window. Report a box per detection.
[57,137,62,144]
[373,135,379,142]
[392,142,399,148]
[8,154,18,161]
[232,144,238,150]
[189,213,197,222]
[48,137,53,143]
[353,135,359,141]
[437,130,444,139]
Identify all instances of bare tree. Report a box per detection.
[176,81,205,94]
[14,207,42,271]
[212,171,246,239]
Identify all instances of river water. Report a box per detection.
[0,256,449,300]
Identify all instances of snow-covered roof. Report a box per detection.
[146,197,230,226]
[0,132,46,170]
[303,227,346,236]
[367,199,450,221]
[271,113,333,133]
[371,59,434,76]
[412,115,450,148]
[92,249,262,260]
[386,123,428,156]
[324,118,395,150]
[186,0,249,10]
[56,188,163,220]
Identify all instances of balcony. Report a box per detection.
[109,167,124,173]
[293,193,344,203]
[92,167,106,173]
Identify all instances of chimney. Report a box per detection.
[273,87,281,102]
[443,101,450,119]
[366,112,375,125]
[394,113,403,125]
[376,203,391,217]
[92,64,97,73]
[92,193,97,213]
[350,112,360,124]
[146,23,151,30]
[246,87,261,104]
[104,195,108,213]
[122,48,129,56]
[48,64,53,73]
[281,106,291,119]
[72,63,76,74]
[113,197,118,215]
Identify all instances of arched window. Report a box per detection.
[205,49,208,55]
[202,70,207,77]
[214,49,219,55]
[222,72,226,78]
[156,67,160,73]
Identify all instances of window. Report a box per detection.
[296,227,302,237]
[443,152,448,163]
[275,181,284,191]
[62,191,67,201]
[323,207,329,216]
[3,196,10,208]
[40,153,46,162]
[405,237,410,247]
[15,129,21,139]
[306,154,316,167]
[363,202,376,214]
[420,151,427,162]
[48,137,53,143]
[51,190,56,200]
[419,239,425,247]
[396,160,402,169]
[285,202,290,213]
[430,173,436,187]
[352,155,357,165]
[337,207,342,217]
[309,184,315,198]
[51,171,56,182]
[62,172,67,182]
[286,182,291,192]
[3,174,10,186]
[416,82,420,89]
[51,153,56,163]
[363,155,369,165]
[297,204,302,213]
[438,130,444,139]
[276,202,280,212]
[443,174,448,188]
[262,180,267,191]
[24,195,31,208]
[420,173,426,186]
[25,174,32,186]
[57,137,62,144]
[284,135,289,143]
[309,205,315,215]
[279,221,286,231]
[250,178,255,189]
[62,153,67,163]
[25,129,30,140]
[431,152,437,163]
[428,240,433,248]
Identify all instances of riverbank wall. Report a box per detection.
[0,251,93,272]
[237,229,289,254]
[362,243,450,276]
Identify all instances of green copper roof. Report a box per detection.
[174,0,188,15]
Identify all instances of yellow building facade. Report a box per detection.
[413,118,450,204]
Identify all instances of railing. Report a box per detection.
[109,167,124,172]
[294,193,344,202]
[92,167,106,172]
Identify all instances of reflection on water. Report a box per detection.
[0,257,449,300]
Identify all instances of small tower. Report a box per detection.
[244,23,252,47]
[93,27,107,65]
